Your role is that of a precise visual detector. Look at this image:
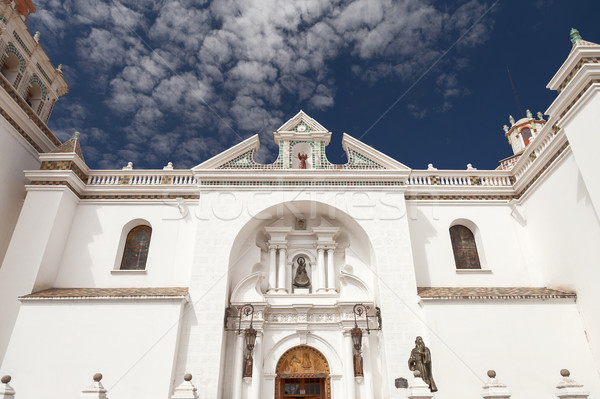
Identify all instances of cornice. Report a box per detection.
[556,83,600,127]
[547,46,600,91]
[546,64,600,118]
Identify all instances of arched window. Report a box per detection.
[449,225,481,269]
[1,53,20,85]
[520,127,533,146]
[119,225,152,270]
[26,82,42,113]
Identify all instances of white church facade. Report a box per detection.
[1,2,600,399]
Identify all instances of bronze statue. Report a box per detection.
[293,257,310,288]
[408,336,437,392]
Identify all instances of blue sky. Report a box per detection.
[26,0,600,170]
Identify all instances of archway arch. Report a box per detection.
[226,200,378,299]
[275,345,331,399]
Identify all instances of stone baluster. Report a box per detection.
[171,374,198,399]
[267,244,277,293]
[277,246,287,293]
[555,369,589,399]
[316,247,326,293]
[0,376,15,399]
[408,371,433,399]
[81,373,108,399]
[481,370,510,399]
[326,247,336,292]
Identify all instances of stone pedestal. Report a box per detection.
[0,376,15,399]
[555,369,589,399]
[80,374,108,399]
[408,371,433,399]
[481,370,510,399]
[171,374,198,399]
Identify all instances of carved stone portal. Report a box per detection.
[275,345,331,399]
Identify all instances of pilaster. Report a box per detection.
[0,182,78,363]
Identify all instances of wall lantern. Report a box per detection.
[351,304,382,377]
[236,304,256,378]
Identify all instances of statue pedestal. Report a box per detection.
[294,288,310,294]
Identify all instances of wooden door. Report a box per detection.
[275,345,331,399]
[279,377,325,398]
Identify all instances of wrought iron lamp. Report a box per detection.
[237,304,256,378]
[351,304,382,377]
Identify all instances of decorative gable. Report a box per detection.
[193,111,410,171]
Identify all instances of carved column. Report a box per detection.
[326,247,336,292]
[250,332,263,399]
[267,245,277,293]
[317,247,326,292]
[361,335,375,399]
[343,331,357,399]
[231,333,245,399]
[277,246,287,293]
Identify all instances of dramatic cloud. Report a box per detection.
[29,0,496,169]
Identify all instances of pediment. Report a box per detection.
[192,134,260,170]
[276,110,329,134]
[341,133,410,170]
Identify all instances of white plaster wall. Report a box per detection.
[173,190,423,399]
[519,151,600,369]
[53,202,198,288]
[560,87,600,216]
[0,118,41,265]
[421,300,600,398]
[0,300,184,399]
[0,187,78,363]
[406,201,532,287]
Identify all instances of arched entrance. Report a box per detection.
[275,345,331,399]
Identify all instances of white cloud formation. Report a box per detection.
[29,0,496,168]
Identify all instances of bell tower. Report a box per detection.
[502,109,546,156]
[0,0,69,265]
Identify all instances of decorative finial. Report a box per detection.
[184,373,192,382]
[427,163,437,171]
[487,370,496,378]
[163,162,173,170]
[503,125,509,133]
[1,375,11,384]
[537,111,544,120]
[72,131,80,140]
[57,64,62,72]
[509,115,515,125]
[467,164,476,170]
[570,28,582,44]
[526,109,532,118]
[34,31,40,42]
[560,369,570,377]
[93,373,103,382]
[122,162,133,170]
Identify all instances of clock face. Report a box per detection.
[297,124,306,132]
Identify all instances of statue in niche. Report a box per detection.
[297,152,308,169]
[293,257,311,288]
[408,336,437,392]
